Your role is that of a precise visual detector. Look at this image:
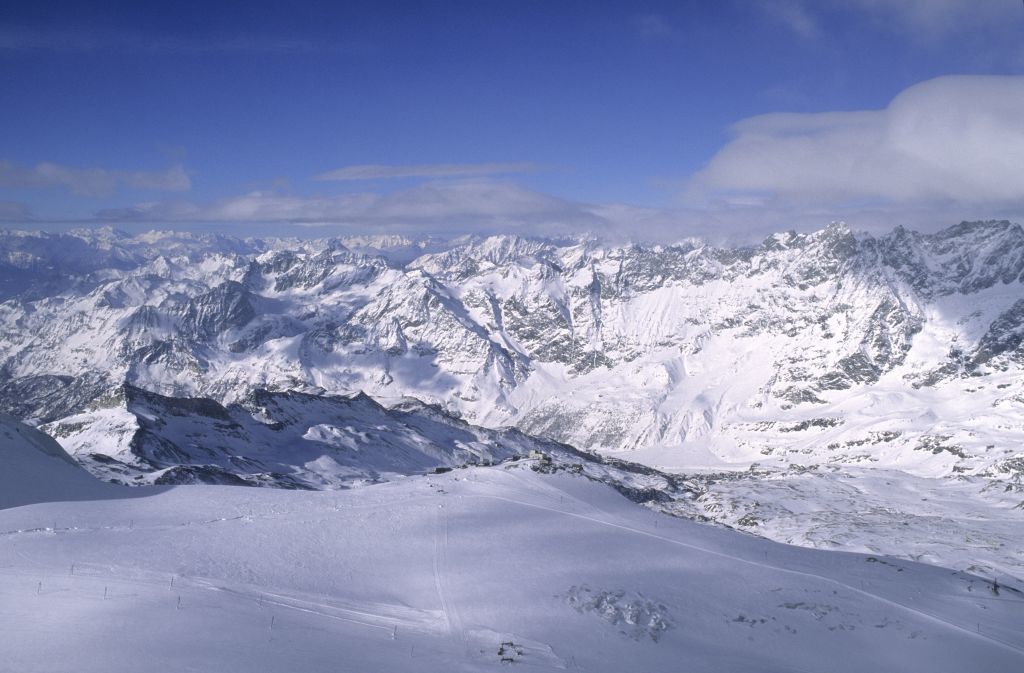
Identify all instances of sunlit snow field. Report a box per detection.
[2,453,1024,672]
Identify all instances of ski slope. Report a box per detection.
[1,462,1022,672]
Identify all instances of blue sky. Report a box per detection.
[2,0,1024,241]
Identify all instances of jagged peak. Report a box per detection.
[66,225,132,243]
[936,219,1017,238]
[759,230,801,252]
[824,220,851,234]
[450,233,553,262]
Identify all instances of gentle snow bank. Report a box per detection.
[0,413,132,509]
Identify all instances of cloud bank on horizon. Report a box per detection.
[3,75,1023,243]
[313,162,540,182]
[0,161,190,199]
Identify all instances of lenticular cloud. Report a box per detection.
[686,75,1024,209]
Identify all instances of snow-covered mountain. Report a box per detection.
[2,221,1024,581]
[54,384,534,488]
[41,382,585,488]
[36,383,706,531]
[3,221,1024,470]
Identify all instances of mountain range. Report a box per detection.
[2,221,1023,580]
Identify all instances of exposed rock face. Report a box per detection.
[1,221,1024,476]
[972,299,1024,368]
[42,384,585,489]
[180,281,257,341]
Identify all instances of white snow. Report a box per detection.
[0,412,121,509]
[2,461,1023,672]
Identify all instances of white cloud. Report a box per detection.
[0,25,349,55]
[82,77,1024,246]
[767,1,820,39]
[0,161,190,197]
[16,76,1024,244]
[313,162,539,182]
[94,178,1012,246]
[843,0,1010,38]
[685,75,1024,211]
[95,180,609,235]
[49,175,1024,246]
[88,178,917,245]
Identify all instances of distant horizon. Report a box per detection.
[3,216,1020,249]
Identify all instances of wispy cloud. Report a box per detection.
[92,183,704,243]
[845,0,1011,38]
[0,24,352,56]
[0,200,34,222]
[22,173,1024,246]
[686,75,1024,211]
[763,0,1021,41]
[313,162,540,182]
[95,180,603,232]
[632,14,672,38]
[0,161,190,197]
[767,1,819,39]
[91,179,1013,246]
[10,74,1024,243]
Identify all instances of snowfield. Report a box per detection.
[679,466,1024,585]
[2,434,1023,672]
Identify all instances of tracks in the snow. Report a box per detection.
[469,488,1024,658]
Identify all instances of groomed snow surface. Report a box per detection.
[2,449,1023,672]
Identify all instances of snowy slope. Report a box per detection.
[678,465,1024,585]
[39,382,1024,587]
[1,465,1022,673]
[0,412,122,509]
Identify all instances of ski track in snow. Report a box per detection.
[203,584,401,634]
[469,488,1024,658]
[432,502,454,637]
[5,470,1021,660]
[0,563,427,637]
[2,460,1024,672]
